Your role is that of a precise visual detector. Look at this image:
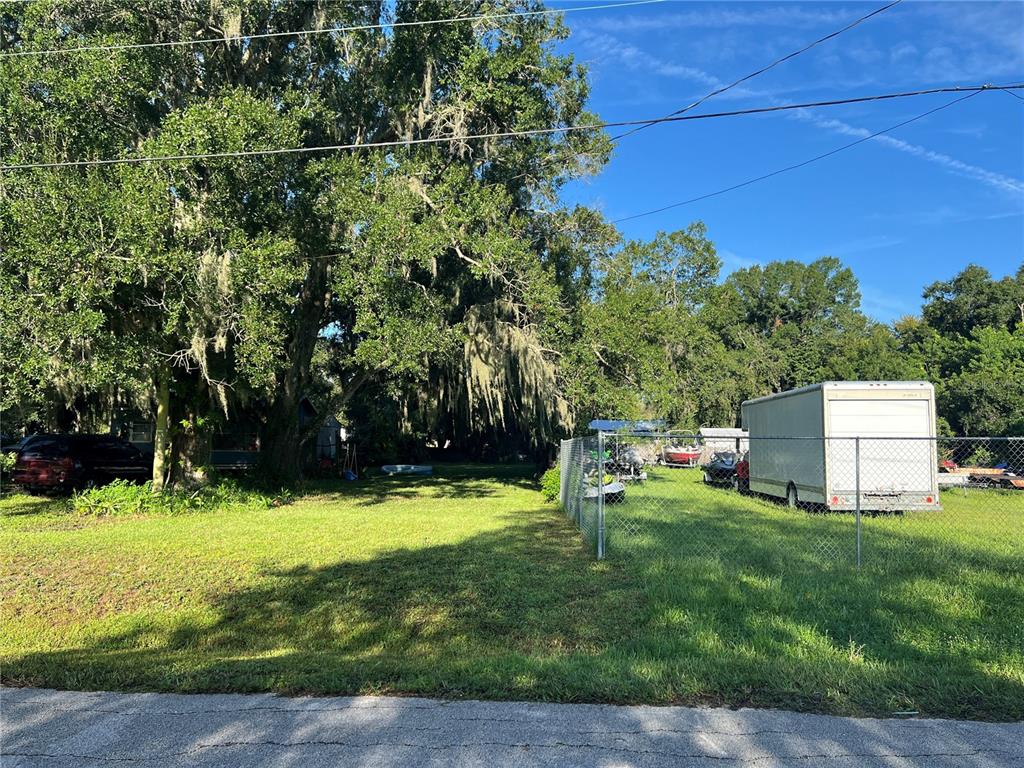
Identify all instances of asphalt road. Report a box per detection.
[2,687,1022,767]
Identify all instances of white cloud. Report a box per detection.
[573,10,1024,198]
[945,124,987,140]
[719,249,761,274]
[866,206,1023,226]
[575,30,723,88]
[860,285,917,322]
[803,113,1024,195]
[578,2,1024,93]
[890,42,918,62]
[880,2,1024,83]
[845,43,885,66]
[816,235,906,258]
[581,6,854,34]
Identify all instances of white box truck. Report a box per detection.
[741,382,940,511]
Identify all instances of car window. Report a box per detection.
[91,437,142,460]
[21,437,70,456]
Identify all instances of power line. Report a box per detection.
[2,83,1016,172]
[998,86,1024,103]
[611,0,903,142]
[612,90,984,224]
[0,0,663,58]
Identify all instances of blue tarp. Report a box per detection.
[588,419,666,433]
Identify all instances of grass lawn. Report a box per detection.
[1,463,1022,720]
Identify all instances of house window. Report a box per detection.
[129,422,154,443]
[212,432,260,452]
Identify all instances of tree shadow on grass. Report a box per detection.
[3,513,645,701]
[601,476,1024,719]
[304,463,541,506]
[5,473,1022,719]
[0,493,67,517]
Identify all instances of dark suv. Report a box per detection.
[12,434,151,493]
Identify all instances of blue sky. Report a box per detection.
[556,0,1024,321]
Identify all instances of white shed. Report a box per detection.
[698,427,749,463]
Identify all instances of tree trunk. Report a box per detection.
[260,260,328,482]
[261,387,304,482]
[152,367,171,490]
[172,385,213,488]
[173,425,212,487]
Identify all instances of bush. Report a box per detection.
[72,479,292,517]
[963,445,996,468]
[540,467,560,504]
[0,451,16,481]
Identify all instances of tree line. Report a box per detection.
[2,1,1021,486]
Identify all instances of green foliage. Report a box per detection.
[940,328,1024,435]
[1,0,610,478]
[923,264,1023,337]
[563,223,737,428]
[564,246,1021,438]
[962,446,996,468]
[1,0,1019,460]
[908,267,1024,436]
[0,452,16,482]
[540,467,560,503]
[71,479,291,517]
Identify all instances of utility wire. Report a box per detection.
[612,89,984,224]
[998,86,1024,103]
[2,83,1016,172]
[611,0,903,142]
[0,0,663,58]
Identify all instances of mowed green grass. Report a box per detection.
[1,464,1022,720]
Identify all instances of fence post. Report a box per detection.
[558,440,569,512]
[597,431,606,560]
[578,438,586,525]
[855,436,862,569]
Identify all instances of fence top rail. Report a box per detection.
[596,431,1022,441]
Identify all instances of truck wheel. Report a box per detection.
[786,483,798,509]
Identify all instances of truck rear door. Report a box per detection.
[827,397,935,498]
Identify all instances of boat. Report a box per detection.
[381,464,433,476]
[584,481,626,504]
[663,446,700,467]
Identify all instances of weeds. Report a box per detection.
[540,467,560,503]
[72,479,292,517]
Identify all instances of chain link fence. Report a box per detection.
[559,433,1024,569]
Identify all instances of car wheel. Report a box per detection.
[786,483,798,509]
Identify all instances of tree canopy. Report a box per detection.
[2,2,1021,480]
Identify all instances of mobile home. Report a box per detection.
[741,382,940,511]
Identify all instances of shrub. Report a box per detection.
[963,445,996,468]
[0,451,16,481]
[540,467,560,503]
[72,479,292,517]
